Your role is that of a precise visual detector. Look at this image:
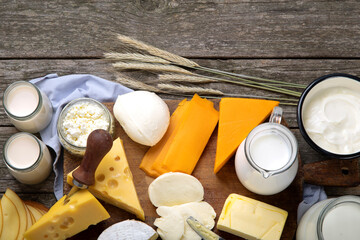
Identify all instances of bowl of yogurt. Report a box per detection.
[57,98,114,156]
[298,73,360,159]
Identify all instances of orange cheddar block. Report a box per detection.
[140,99,190,177]
[140,94,219,177]
[214,98,279,173]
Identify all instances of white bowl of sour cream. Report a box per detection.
[298,73,360,158]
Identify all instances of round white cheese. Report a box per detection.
[113,91,170,146]
[98,220,158,240]
[148,172,204,207]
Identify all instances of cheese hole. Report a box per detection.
[109,167,114,171]
[114,155,120,161]
[96,174,105,182]
[53,233,59,239]
[107,179,119,188]
[60,224,68,230]
[64,217,74,225]
[48,226,55,232]
[44,234,48,238]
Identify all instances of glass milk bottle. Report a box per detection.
[3,132,53,184]
[297,195,360,240]
[235,107,298,195]
[3,81,53,133]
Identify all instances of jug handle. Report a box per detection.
[269,106,283,124]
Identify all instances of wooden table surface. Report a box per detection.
[1,0,360,237]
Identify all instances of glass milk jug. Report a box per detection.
[235,107,298,195]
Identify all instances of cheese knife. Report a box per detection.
[186,216,226,240]
[64,129,113,204]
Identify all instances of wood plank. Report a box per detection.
[1,1,360,58]
[2,59,360,128]
[0,174,55,193]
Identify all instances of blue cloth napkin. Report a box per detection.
[30,74,132,200]
[297,183,327,222]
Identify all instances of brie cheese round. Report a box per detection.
[98,220,158,240]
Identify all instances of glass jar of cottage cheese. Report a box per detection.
[57,98,114,156]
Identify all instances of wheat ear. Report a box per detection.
[115,75,162,93]
[157,83,223,95]
[113,62,193,75]
[104,53,171,64]
[116,34,199,67]
[158,74,215,83]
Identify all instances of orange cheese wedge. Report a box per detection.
[140,94,219,177]
[140,99,190,177]
[214,98,279,173]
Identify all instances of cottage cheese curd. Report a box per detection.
[62,101,109,147]
[57,98,114,156]
[302,86,360,154]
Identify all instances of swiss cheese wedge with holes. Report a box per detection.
[23,189,109,240]
[67,138,145,221]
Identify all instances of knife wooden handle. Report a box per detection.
[303,159,360,187]
[72,129,113,186]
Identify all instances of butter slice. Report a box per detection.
[24,190,109,240]
[67,138,145,220]
[217,194,288,240]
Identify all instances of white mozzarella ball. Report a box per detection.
[113,91,170,146]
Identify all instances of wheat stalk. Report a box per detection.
[116,34,199,67]
[193,66,307,88]
[114,35,305,90]
[115,75,162,93]
[104,52,171,64]
[158,74,215,83]
[111,34,304,99]
[157,83,224,95]
[114,75,297,104]
[113,62,192,75]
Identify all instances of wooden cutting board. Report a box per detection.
[63,99,302,240]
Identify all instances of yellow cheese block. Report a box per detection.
[23,190,109,240]
[67,138,145,221]
[217,194,288,240]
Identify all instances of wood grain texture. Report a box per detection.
[1,1,360,58]
[304,159,360,187]
[63,101,302,240]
